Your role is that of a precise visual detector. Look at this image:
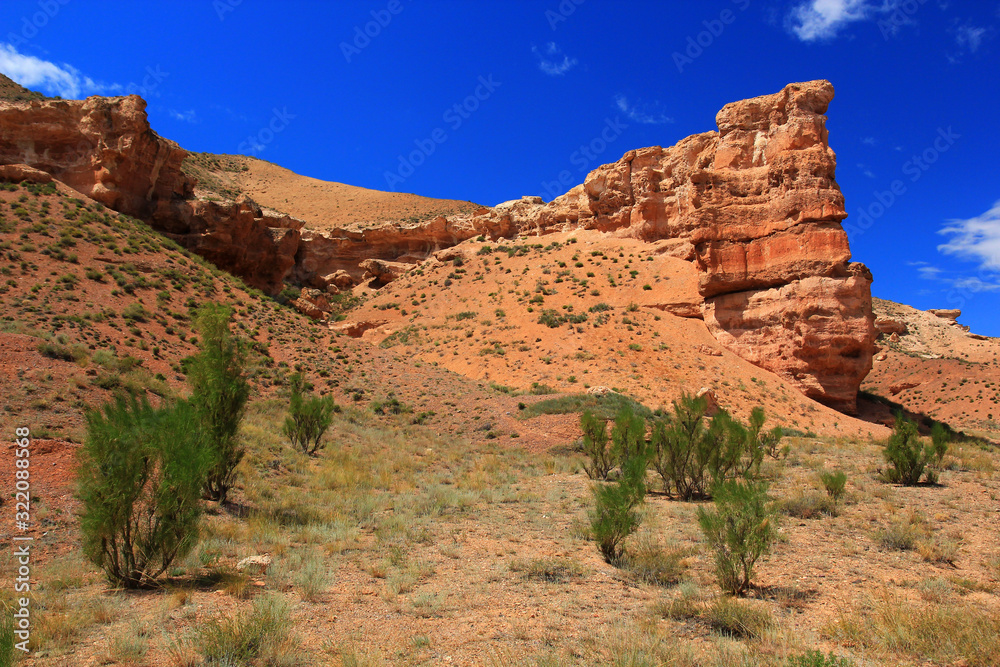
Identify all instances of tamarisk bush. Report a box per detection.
[188,304,250,502]
[78,396,211,588]
[651,393,780,500]
[580,410,613,480]
[283,372,337,455]
[697,479,778,595]
[882,413,945,485]
[590,446,648,563]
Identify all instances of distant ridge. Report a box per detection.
[0,72,47,102]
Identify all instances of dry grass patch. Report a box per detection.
[830,590,1000,667]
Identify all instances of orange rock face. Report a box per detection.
[460,80,874,412]
[0,95,299,293]
[450,81,875,412]
[0,81,875,411]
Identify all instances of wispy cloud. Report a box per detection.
[614,95,673,125]
[785,0,876,41]
[531,42,577,76]
[861,136,877,146]
[916,264,944,280]
[938,200,1000,270]
[911,258,1000,293]
[0,42,119,98]
[857,162,876,178]
[954,23,988,51]
[169,109,198,123]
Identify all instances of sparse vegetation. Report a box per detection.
[283,372,337,455]
[188,304,250,502]
[78,395,211,588]
[697,479,778,595]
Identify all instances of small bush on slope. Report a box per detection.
[283,372,337,455]
[697,479,778,596]
[188,303,250,502]
[78,395,211,588]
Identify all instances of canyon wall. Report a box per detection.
[0,81,874,411]
[0,95,299,293]
[467,80,875,411]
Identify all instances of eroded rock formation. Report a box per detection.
[460,80,874,411]
[0,95,300,293]
[0,81,875,411]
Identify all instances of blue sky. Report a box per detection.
[3,0,1000,335]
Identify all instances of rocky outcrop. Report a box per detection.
[928,308,961,321]
[875,317,907,336]
[465,80,874,412]
[0,95,301,293]
[0,81,875,412]
[360,258,412,286]
[291,289,332,320]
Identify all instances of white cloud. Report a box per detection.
[951,276,1000,292]
[953,23,988,52]
[861,136,877,145]
[532,42,577,76]
[785,0,875,41]
[917,265,943,280]
[169,109,198,123]
[857,162,876,178]
[0,42,119,98]
[938,200,1000,270]
[614,95,674,125]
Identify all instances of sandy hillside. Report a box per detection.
[337,230,891,440]
[864,298,1000,441]
[182,152,481,230]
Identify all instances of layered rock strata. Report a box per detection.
[0,81,874,410]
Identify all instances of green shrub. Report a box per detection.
[697,479,778,595]
[611,405,646,466]
[37,340,87,363]
[283,373,336,455]
[78,395,211,588]
[188,304,250,502]
[580,410,613,480]
[882,414,939,485]
[820,470,847,503]
[590,449,647,564]
[786,651,855,667]
[651,394,776,500]
[930,421,950,466]
[537,309,562,328]
[121,302,149,323]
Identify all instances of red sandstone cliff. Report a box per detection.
[448,81,875,411]
[0,95,300,293]
[0,80,874,411]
